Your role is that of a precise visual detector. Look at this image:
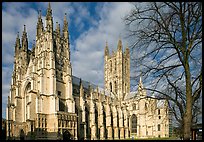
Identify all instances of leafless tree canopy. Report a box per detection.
[124,2,202,140]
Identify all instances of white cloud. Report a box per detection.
[2,2,135,118]
[72,2,134,88]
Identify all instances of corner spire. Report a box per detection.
[48,2,51,10]
[38,10,42,19]
[37,10,44,37]
[22,25,27,38]
[23,25,26,32]
[22,25,28,51]
[125,43,129,56]
[105,41,109,56]
[117,37,122,51]
[15,32,20,45]
[63,13,69,39]
[56,22,60,35]
[46,2,52,17]
[138,76,146,96]
[15,32,21,53]
[46,2,53,32]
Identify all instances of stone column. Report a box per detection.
[74,121,77,140]
[84,124,87,140]
[91,125,96,140]
[114,127,119,139]
[100,126,105,140]
[120,127,124,139]
[125,127,129,139]
[107,126,112,140]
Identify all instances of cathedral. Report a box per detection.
[6,3,171,140]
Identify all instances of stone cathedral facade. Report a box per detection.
[6,3,171,140]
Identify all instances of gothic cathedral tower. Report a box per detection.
[104,39,130,101]
[7,3,76,140]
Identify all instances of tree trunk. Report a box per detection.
[183,63,193,140]
[183,101,192,140]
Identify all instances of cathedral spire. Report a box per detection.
[46,2,53,32]
[63,13,69,40]
[21,25,28,51]
[125,44,129,57]
[37,10,44,37]
[46,2,52,19]
[105,41,109,56]
[80,78,84,98]
[56,22,60,36]
[117,37,122,51]
[138,76,146,96]
[15,32,21,53]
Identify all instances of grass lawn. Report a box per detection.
[125,137,178,140]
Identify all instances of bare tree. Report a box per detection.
[124,2,202,140]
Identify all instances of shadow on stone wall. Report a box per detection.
[7,128,74,140]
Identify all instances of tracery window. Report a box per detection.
[115,81,117,93]
[132,103,136,110]
[131,114,137,133]
[110,60,112,72]
[115,59,117,71]
[158,124,161,131]
[110,82,112,92]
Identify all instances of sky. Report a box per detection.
[2,2,136,119]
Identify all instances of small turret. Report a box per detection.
[46,2,53,32]
[79,79,84,98]
[138,76,143,91]
[15,32,21,55]
[37,10,44,37]
[104,41,109,56]
[55,22,60,36]
[7,96,10,107]
[125,44,129,57]
[138,76,146,96]
[117,38,122,51]
[21,25,28,52]
[63,13,69,40]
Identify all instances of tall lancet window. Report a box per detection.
[131,114,137,133]
[115,59,117,71]
[110,60,112,72]
[25,82,31,120]
[110,82,112,92]
[115,81,117,93]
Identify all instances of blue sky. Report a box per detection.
[2,2,135,119]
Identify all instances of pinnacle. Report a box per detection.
[117,37,122,51]
[38,10,42,19]
[64,13,68,25]
[16,32,20,39]
[48,2,51,10]
[23,25,26,32]
[46,2,52,17]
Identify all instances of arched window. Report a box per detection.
[131,114,137,133]
[25,82,31,120]
[103,106,107,139]
[110,60,112,72]
[132,103,136,110]
[158,124,161,131]
[85,106,91,139]
[95,106,99,139]
[110,82,112,92]
[115,81,117,93]
[115,59,117,71]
